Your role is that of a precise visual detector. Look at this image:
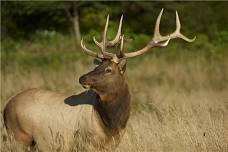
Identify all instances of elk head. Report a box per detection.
[79,9,195,95]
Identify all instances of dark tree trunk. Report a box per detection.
[72,10,81,44]
[65,2,81,45]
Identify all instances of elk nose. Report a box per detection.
[79,75,87,84]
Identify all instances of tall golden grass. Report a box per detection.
[1,53,228,152]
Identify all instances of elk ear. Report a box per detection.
[94,58,103,65]
[118,59,126,74]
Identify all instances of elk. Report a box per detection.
[3,9,195,151]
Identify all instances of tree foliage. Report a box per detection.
[2,2,227,39]
[1,1,228,60]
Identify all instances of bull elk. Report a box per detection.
[3,9,195,151]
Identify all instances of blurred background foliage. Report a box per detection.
[1,1,228,71]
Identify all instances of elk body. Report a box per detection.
[3,9,195,151]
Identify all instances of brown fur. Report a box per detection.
[95,83,131,133]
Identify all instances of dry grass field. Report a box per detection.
[1,50,228,151]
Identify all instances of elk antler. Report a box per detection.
[93,15,123,48]
[80,9,195,62]
[122,9,196,59]
[81,15,123,61]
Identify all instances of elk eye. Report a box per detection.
[105,67,112,73]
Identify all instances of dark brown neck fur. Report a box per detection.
[94,82,131,134]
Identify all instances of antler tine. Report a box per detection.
[121,9,195,59]
[81,39,99,58]
[92,15,116,59]
[102,14,109,52]
[120,35,124,56]
[93,15,123,47]
[153,8,163,41]
[175,11,181,33]
[108,15,123,46]
[174,11,196,42]
[92,15,109,49]
[93,36,102,48]
[92,15,110,51]
[152,8,171,46]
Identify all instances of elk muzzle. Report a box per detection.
[79,75,91,89]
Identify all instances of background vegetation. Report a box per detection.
[1,1,228,152]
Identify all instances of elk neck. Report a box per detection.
[94,79,131,134]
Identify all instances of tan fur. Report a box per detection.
[4,88,114,151]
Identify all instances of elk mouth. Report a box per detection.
[79,76,92,89]
[82,84,91,89]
